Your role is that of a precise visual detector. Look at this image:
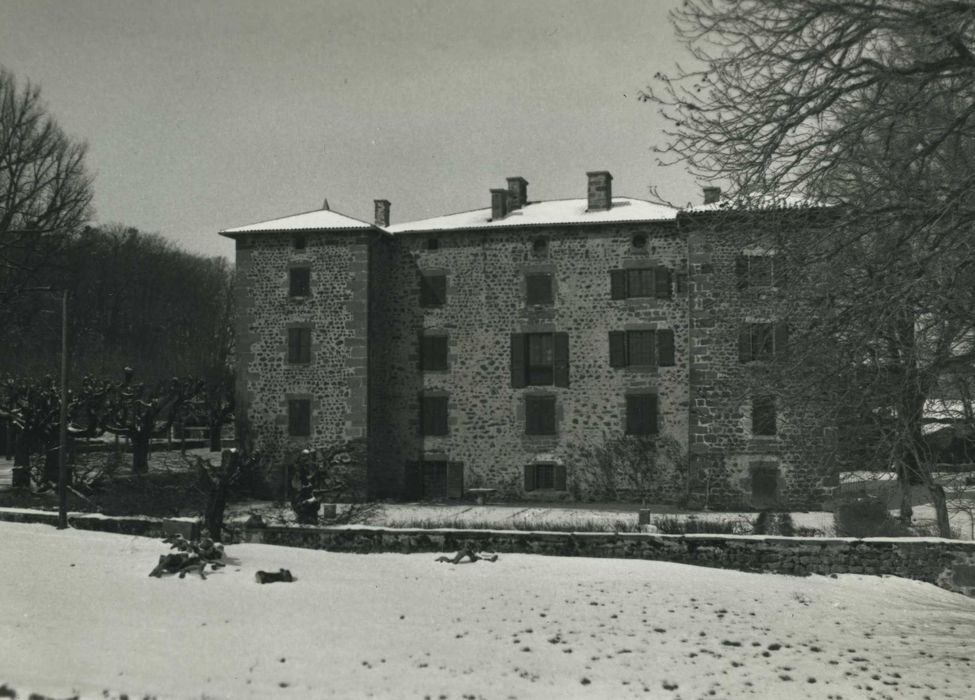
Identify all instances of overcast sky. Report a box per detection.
[0,0,699,259]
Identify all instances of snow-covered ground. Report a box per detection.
[2,522,975,699]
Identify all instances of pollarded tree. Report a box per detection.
[647,0,975,536]
[0,66,93,306]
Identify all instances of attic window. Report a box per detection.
[532,237,548,255]
[632,234,647,249]
[426,238,440,251]
[293,234,307,250]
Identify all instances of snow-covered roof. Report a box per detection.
[386,198,678,234]
[220,208,374,236]
[682,194,832,214]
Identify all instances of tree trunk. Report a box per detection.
[205,487,227,542]
[132,437,149,474]
[44,446,59,484]
[13,434,30,468]
[929,484,951,538]
[208,421,222,452]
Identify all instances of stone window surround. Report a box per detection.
[418,267,449,309]
[520,262,557,307]
[287,263,312,299]
[517,388,564,441]
[284,322,314,365]
[613,258,675,303]
[281,393,316,441]
[420,329,450,373]
[418,389,450,437]
[623,389,659,436]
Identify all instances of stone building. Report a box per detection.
[220,172,837,507]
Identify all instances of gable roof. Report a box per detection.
[219,208,374,236]
[386,197,678,234]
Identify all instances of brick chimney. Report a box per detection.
[374,199,391,227]
[703,186,721,205]
[587,171,613,211]
[491,188,508,220]
[506,177,528,211]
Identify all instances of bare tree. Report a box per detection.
[648,1,975,536]
[0,67,93,305]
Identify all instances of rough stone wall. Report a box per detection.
[242,524,975,598]
[372,223,690,500]
[234,232,370,477]
[685,218,836,509]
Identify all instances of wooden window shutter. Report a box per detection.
[447,462,464,499]
[649,394,659,435]
[610,269,627,299]
[609,331,627,368]
[300,328,311,363]
[524,464,537,492]
[553,332,570,387]
[655,267,672,299]
[657,328,675,367]
[554,464,567,491]
[510,333,526,388]
[738,325,753,363]
[404,461,422,500]
[288,328,300,363]
[735,255,749,290]
[626,394,657,435]
[774,321,789,357]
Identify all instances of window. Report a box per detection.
[626,394,658,435]
[525,394,556,435]
[511,332,569,387]
[405,461,464,500]
[287,327,311,364]
[736,254,776,288]
[293,234,307,250]
[420,395,449,436]
[752,396,777,436]
[609,329,675,368]
[289,267,311,297]
[426,238,440,251]
[533,237,548,255]
[524,463,566,491]
[420,334,448,371]
[288,399,311,437]
[420,274,447,307]
[750,462,780,505]
[610,267,672,299]
[525,273,553,306]
[632,234,647,249]
[739,322,788,362]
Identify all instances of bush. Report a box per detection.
[834,496,906,537]
[653,515,743,535]
[751,511,795,536]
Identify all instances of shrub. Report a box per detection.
[834,496,906,537]
[653,515,742,535]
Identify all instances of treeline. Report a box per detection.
[0,224,233,383]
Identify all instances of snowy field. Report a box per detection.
[2,522,975,699]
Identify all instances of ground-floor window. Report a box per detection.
[524,462,566,491]
[405,460,464,500]
[750,461,780,506]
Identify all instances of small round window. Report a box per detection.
[532,237,548,255]
[632,234,647,249]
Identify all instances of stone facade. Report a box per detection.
[223,179,837,507]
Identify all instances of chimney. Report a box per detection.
[703,186,721,205]
[506,176,529,211]
[322,197,330,211]
[586,171,613,211]
[374,199,391,227]
[491,188,508,220]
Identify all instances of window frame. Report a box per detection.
[286,326,312,365]
[525,272,554,306]
[525,394,557,436]
[625,393,659,436]
[287,398,311,437]
[419,394,449,436]
[752,396,778,436]
[419,273,447,308]
[526,332,555,386]
[289,266,311,298]
[420,334,449,371]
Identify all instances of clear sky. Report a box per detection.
[0,0,698,260]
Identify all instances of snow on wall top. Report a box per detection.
[683,194,831,214]
[386,198,678,234]
[220,208,374,236]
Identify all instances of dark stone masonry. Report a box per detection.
[221,173,837,506]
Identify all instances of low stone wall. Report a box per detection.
[3,507,974,597]
[243,524,975,597]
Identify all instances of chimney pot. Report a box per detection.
[586,171,613,211]
[374,199,391,227]
[491,188,508,221]
[506,176,529,211]
[703,186,721,205]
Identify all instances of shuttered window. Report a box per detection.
[609,329,675,368]
[611,267,673,299]
[736,254,776,289]
[288,399,311,437]
[752,396,777,436]
[287,327,311,364]
[512,333,570,387]
[420,334,448,371]
[420,274,447,307]
[420,395,449,436]
[739,322,789,362]
[626,394,659,436]
[525,395,556,435]
[524,463,567,491]
[289,267,311,297]
[525,273,554,305]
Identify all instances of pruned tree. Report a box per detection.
[647,0,975,536]
[0,66,92,306]
[570,432,686,505]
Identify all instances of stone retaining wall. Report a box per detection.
[243,523,975,597]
